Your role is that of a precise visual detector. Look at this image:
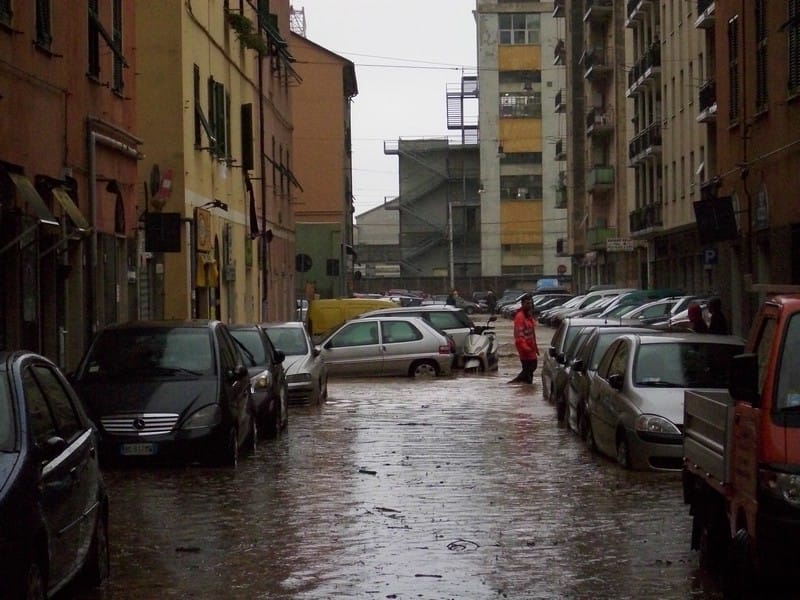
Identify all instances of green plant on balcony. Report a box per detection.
[226,12,268,55]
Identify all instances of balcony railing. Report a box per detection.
[587,226,617,248]
[628,122,662,162]
[629,202,663,234]
[555,186,567,209]
[697,79,717,123]
[554,89,566,112]
[554,39,566,65]
[626,0,653,25]
[555,138,566,161]
[695,0,715,28]
[586,106,614,136]
[583,48,611,80]
[553,0,565,18]
[626,43,661,93]
[587,166,614,191]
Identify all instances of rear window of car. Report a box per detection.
[230,329,267,366]
[427,310,471,330]
[634,341,743,388]
[83,328,214,376]
[266,327,309,356]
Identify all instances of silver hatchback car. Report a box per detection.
[319,316,453,378]
[585,331,744,471]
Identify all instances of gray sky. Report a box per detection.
[292,1,478,216]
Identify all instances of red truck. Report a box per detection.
[683,292,800,595]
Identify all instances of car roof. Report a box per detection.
[620,332,746,345]
[96,319,219,330]
[262,321,306,328]
[360,305,465,315]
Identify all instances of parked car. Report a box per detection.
[229,324,288,437]
[263,321,328,404]
[319,315,453,378]
[306,297,398,339]
[541,317,647,419]
[565,325,661,438]
[357,305,474,365]
[71,319,255,466]
[0,350,109,598]
[421,294,480,314]
[538,294,586,326]
[584,332,745,471]
[620,295,710,326]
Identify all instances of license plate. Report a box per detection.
[120,443,157,456]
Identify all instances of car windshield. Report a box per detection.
[83,328,214,377]
[0,378,14,452]
[634,342,743,388]
[267,327,309,356]
[230,329,266,366]
[777,313,800,410]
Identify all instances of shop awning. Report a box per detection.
[8,172,59,227]
[52,186,91,234]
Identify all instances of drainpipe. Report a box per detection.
[86,117,142,335]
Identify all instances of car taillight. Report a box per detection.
[439,344,451,354]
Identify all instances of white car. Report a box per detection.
[319,316,453,378]
[264,321,328,404]
[585,332,745,471]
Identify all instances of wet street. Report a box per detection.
[70,319,723,600]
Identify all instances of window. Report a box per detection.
[30,365,82,442]
[755,0,767,111]
[112,0,123,92]
[777,314,800,408]
[500,175,542,200]
[208,77,228,157]
[35,0,52,48]
[498,13,540,45]
[330,322,378,347]
[88,0,100,77]
[498,70,541,86]
[381,321,422,344]
[194,65,215,149]
[499,92,541,118]
[241,104,254,170]
[500,152,542,165]
[790,0,800,92]
[326,258,339,276]
[728,15,740,122]
[0,0,11,26]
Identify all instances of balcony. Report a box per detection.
[583,48,612,82]
[553,0,565,18]
[695,0,715,29]
[584,0,613,23]
[554,39,566,66]
[629,202,663,235]
[626,42,661,96]
[554,89,566,113]
[586,107,614,137]
[555,139,566,161]
[587,166,614,192]
[626,0,653,27]
[556,237,568,256]
[555,171,567,208]
[696,79,717,123]
[587,225,618,249]
[628,122,662,165]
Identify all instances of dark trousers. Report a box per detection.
[510,358,537,384]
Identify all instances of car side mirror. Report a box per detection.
[572,359,585,372]
[38,436,67,462]
[274,350,285,364]
[556,353,565,365]
[608,372,624,391]
[312,346,321,357]
[229,364,249,382]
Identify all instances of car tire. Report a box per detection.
[24,559,46,600]
[696,507,727,571]
[320,375,328,402]
[577,408,589,441]
[83,507,110,586]
[616,433,631,469]
[280,385,289,430]
[723,529,755,599]
[410,360,439,378]
[585,417,597,452]
[211,427,238,467]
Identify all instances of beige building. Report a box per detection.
[136,0,299,323]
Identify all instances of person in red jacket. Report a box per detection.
[509,294,540,384]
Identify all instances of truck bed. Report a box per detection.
[683,390,735,484]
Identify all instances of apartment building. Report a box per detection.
[289,31,358,300]
[136,0,299,323]
[476,0,567,283]
[0,2,138,367]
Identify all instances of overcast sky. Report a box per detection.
[292,1,478,216]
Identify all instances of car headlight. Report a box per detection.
[252,372,272,391]
[182,404,222,430]
[634,414,680,435]
[760,469,800,509]
[286,373,312,383]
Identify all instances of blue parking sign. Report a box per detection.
[703,247,718,265]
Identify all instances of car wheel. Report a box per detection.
[280,384,289,430]
[696,508,727,571]
[410,360,438,378]
[211,427,238,467]
[723,529,755,599]
[83,507,110,586]
[24,559,46,600]
[616,433,631,469]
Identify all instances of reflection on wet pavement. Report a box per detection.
[70,320,723,600]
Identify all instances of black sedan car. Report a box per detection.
[0,350,109,598]
[229,323,288,437]
[71,320,255,467]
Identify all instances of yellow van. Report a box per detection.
[306,298,398,338]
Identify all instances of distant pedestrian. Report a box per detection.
[688,303,708,333]
[486,290,497,315]
[446,289,459,306]
[708,297,729,335]
[508,294,539,384]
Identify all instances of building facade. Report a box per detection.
[0,1,138,368]
[289,32,357,301]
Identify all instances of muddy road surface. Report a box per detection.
[68,319,723,599]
